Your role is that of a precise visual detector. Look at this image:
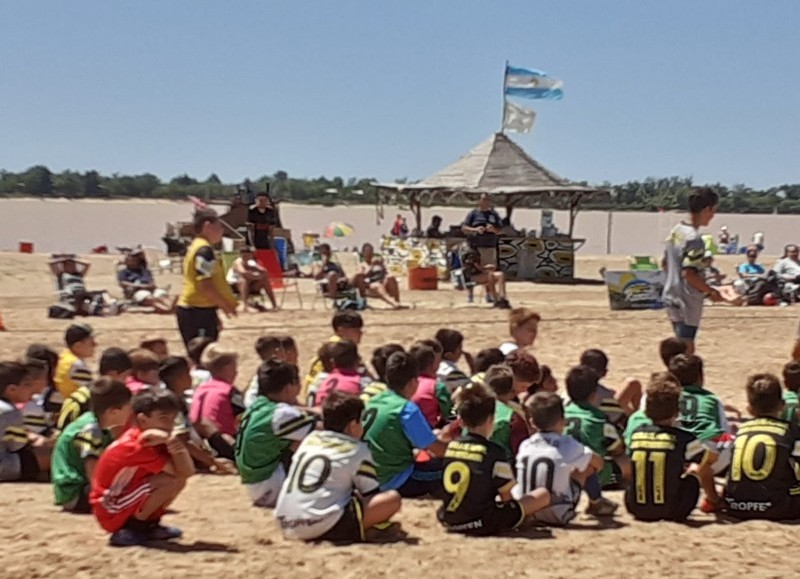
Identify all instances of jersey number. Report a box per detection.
[730,433,777,482]
[519,456,555,494]
[361,408,378,436]
[565,418,582,440]
[443,461,471,512]
[631,450,666,504]
[285,453,333,494]
[679,397,698,422]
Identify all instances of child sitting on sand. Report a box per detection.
[434,329,470,391]
[275,392,401,542]
[410,342,448,428]
[90,389,195,547]
[579,348,642,428]
[243,335,285,408]
[52,378,132,512]
[482,364,531,461]
[125,349,162,395]
[314,340,366,407]
[139,335,169,362]
[303,312,366,396]
[781,360,800,423]
[54,323,96,404]
[235,360,316,508]
[499,308,541,356]
[359,343,405,403]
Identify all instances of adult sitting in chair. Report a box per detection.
[459,242,511,309]
[226,246,278,312]
[774,244,800,301]
[738,246,766,280]
[354,243,405,310]
[313,243,353,300]
[117,250,176,314]
[49,255,116,316]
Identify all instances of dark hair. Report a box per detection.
[457,382,496,429]
[317,342,338,374]
[332,311,364,330]
[783,361,800,393]
[128,348,161,375]
[644,373,682,422]
[385,352,419,392]
[90,377,133,417]
[474,348,505,374]
[139,336,166,350]
[434,329,463,355]
[526,391,564,431]
[371,344,404,382]
[99,347,133,376]
[0,361,27,395]
[418,339,443,356]
[484,364,514,397]
[25,344,58,382]
[193,209,220,235]
[668,354,703,387]
[565,365,600,403]
[22,357,48,380]
[659,337,688,368]
[527,364,553,396]
[687,187,719,215]
[409,344,437,374]
[132,388,181,416]
[746,373,783,416]
[579,349,609,377]
[331,340,359,370]
[322,391,364,432]
[159,356,191,387]
[505,350,541,384]
[255,335,283,360]
[279,336,297,351]
[187,336,215,366]
[257,359,299,396]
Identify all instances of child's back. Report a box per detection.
[52,411,112,508]
[668,355,728,442]
[781,361,800,423]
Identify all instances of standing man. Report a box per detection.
[247,191,280,251]
[461,193,503,269]
[176,210,238,349]
[662,187,732,354]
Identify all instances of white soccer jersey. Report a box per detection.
[513,431,594,525]
[275,430,380,540]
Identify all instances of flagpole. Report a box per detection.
[501,60,508,133]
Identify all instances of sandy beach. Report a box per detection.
[0,250,798,578]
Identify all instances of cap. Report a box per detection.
[65,323,95,346]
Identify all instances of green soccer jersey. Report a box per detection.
[435,380,453,421]
[235,396,315,485]
[490,401,514,459]
[51,412,112,506]
[783,391,799,423]
[564,401,623,485]
[363,390,417,485]
[623,409,653,448]
[679,384,726,441]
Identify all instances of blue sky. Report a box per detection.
[2,1,798,189]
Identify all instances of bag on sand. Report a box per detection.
[334,296,366,311]
[48,303,76,319]
[745,271,782,306]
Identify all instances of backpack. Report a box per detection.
[48,303,76,319]
[745,271,782,306]
[334,296,367,311]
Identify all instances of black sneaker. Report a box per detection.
[492,298,512,310]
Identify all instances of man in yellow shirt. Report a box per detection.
[54,324,96,403]
[176,210,238,348]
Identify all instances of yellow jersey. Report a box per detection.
[178,237,237,309]
[54,349,93,400]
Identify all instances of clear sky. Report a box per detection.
[2,1,798,189]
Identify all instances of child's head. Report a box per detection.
[435,329,463,362]
[483,364,515,401]
[99,347,133,380]
[527,365,557,396]
[746,373,784,418]
[255,335,284,361]
[418,339,443,370]
[187,336,215,368]
[322,391,364,439]
[139,335,169,361]
[565,365,600,404]
[473,348,505,374]
[385,351,419,399]
[65,323,97,359]
[317,342,338,374]
[688,186,719,225]
[21,358,48,396]
[132,388,182,432]
[456,382,496,430]
[159,356,192,394]
[257,359,301,403]
[201,343,239,384]
[644,372,682,424]
[782,361,800,393]
[508,308,541,348]
[409,343,437,377]
[579,349,609,379]
[90,377,133,428]
[371,344,404,382]
[668,354,703,387]
[128,348,162,386]
[659,337,688,368]
[526,391,565,433]
[331,340,359,372]
[505,350,541,395]
[332,311,364,344]
[25,344,58,384]
[279,336,299,365]
[0,361,33,404]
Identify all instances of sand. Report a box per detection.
[0,250,798,578]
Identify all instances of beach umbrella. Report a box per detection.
[324,222,355,238]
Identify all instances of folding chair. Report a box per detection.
[256,249,303,309]
[628,255,660,271]
[312,282,359,311]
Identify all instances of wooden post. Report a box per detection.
[606,210,613,254]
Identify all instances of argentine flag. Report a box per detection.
[504,66,564,100]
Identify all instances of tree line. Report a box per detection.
[1,166,797,214]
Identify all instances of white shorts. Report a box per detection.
[533,482,581,526]
[133,288,168,304]
[246,465,286,508]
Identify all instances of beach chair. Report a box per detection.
[629,255,660,271]
[256,249,303,309]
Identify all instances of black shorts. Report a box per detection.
[626,475,700,522]
[320,280,351,294]
[17,446,41,482]
[440,500,525,536]
[317,498,364,543]
[176,307,219,348]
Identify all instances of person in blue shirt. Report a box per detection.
[117,250,175,314]
[737,246,765,280]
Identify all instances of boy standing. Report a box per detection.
[91,389,195,547]
[54,323,96,403]
[52,378,133,512]
[275,392,401,542]
[499,308,540,356]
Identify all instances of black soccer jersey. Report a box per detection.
[625,424,705,520]
[725,417,800,521]
[438,433,515,528]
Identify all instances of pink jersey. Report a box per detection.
[314,369,364,406]
[411,375,440,427]
[189,378,245,436]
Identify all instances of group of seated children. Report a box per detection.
[6,308,800,548]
